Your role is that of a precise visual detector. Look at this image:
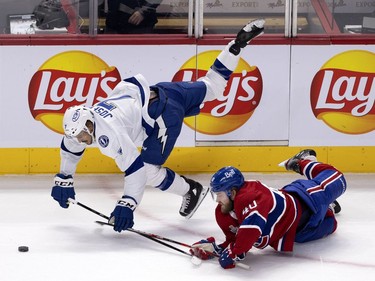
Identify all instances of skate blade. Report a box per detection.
[184,186,209,220]
[278,159,287,167]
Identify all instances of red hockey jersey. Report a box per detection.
[215,180,302,256]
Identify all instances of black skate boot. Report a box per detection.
[229,18,265,55]
[279,149,317,174]
[329,200,341,214]
[179,176,209,219]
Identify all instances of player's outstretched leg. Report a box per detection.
[200,18,265,102]
[279,149,317,174]
[179,176,209,219]
[229,18,265,55]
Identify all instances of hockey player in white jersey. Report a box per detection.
[51,19,265,233]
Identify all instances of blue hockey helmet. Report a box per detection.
[210,166,245,197]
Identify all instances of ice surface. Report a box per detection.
[1,173,374,281]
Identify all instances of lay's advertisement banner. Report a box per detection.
[28,50,122,135]
[192,45,290,142]
[0,44,374,147]
[290,46,375,146]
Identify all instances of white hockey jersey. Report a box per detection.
[60,74,155,205]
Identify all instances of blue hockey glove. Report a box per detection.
[190,237,223,260]
[51,173,75,208]
[109,196,137,232]
[219,243,246,269]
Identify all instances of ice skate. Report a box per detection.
[179,177,209,219]
[329,200,341,214]
[229,18,265,55]
[279,149,317,173]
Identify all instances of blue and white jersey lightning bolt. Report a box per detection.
[155,116,168,154]
[60,72,211,202]
[60,74,154,205]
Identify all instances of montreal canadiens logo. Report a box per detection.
[98,135,109,148]
[311,50,375,134]
[28,51,121,134]
[173,50,263,135]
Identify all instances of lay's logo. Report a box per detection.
[173,50,263,135]
[311,50,375,134]
[28,51,121,134]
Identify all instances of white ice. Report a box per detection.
[1,172,374,281]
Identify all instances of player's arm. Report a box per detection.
[51,137,86,208]
[60,136,86,175]
[190,204,239,260]
[109,132,147,232]
[231,186,273,254]
[214,205,238,247]
[218,210,263,269]
[232,212,264,254]
[219,186,273,269]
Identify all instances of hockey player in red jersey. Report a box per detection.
[190,149,346,269]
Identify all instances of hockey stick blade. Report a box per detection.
[70,199,248,269]
[68,200,197,260]
[95,221,193,258]
[96,220,249,270]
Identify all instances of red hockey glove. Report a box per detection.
[189,237,223,260]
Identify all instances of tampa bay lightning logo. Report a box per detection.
[98,135,109,148]
[72,110,80,122]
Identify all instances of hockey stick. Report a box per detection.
[95,220,204,265]
[96,221,252,269]
[68,199,192,247]
[68,199,249,269]
[95,220,192,248]
[97,219,250,268]
[68,198,110,220]
[67,199,200,263]
[126,229,192,257]
[68,199,190,246]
